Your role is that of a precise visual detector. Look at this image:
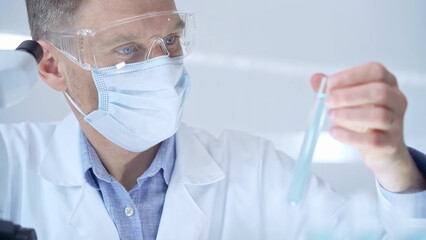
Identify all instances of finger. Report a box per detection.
[328,62,398,91]
[329,125,396,151]
[329,106,395,131]
[310,73,327,93]
[326,82,406,112]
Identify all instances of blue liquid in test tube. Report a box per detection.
[287,77,328,206]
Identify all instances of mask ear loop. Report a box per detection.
[145,37,170,60]
[64,92,87,117]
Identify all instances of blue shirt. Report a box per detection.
[379,147,426,218]
[80,134,176,240]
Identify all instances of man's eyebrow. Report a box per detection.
[174,19,185,30]
[100,34,140,47]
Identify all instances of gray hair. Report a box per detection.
[25,0,82,40]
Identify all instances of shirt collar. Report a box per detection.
[80,131,101,189]
[80,130,176,189]
[136,134,175,186]
[158,135,175,185]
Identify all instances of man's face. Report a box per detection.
[61,0,178,115]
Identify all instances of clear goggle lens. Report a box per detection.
[43,11,195,70]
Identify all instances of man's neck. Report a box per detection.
[81,120,161,191]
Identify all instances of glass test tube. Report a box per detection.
[287,76,328,206]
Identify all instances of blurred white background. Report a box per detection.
[1,0,425,196]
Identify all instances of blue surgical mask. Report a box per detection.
[65,56,190,152]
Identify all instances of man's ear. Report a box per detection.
[37,40,67,92]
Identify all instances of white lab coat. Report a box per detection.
[0,114,416,239]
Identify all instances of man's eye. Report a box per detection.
[117,46,137,55]
[164,36,177,46]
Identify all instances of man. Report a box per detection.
[0,0,425,239]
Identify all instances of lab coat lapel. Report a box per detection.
[39,114,119,239]
[68,183,120,240]
[156,124,225,240]
[38,114,85,186]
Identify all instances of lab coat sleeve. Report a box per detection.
[0,123,54,221]
[270,142,426,238]
[376,147,426,235]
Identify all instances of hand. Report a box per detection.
[311,62,426,193]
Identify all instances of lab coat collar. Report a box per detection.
[38,114,85,186]
[173,124,225,185]
[39,116,226,187]
[156,124,225,240]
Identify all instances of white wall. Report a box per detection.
[1,0,425,196]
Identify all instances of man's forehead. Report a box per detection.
[97,17,185,47]
[73,0,177,29]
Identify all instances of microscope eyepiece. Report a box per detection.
[15,40,43,64]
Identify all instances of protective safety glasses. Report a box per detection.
[43,11,195,70]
